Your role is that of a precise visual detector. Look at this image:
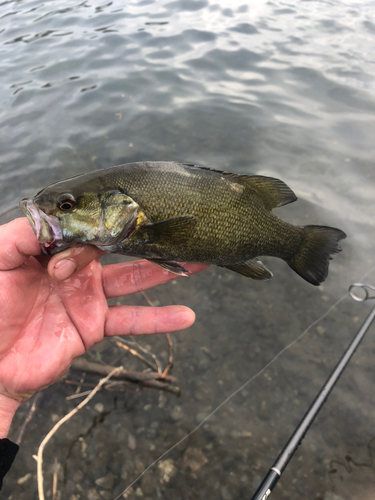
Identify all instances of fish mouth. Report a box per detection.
[19,199,64,255]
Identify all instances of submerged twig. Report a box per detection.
[141,290,172,376]
[114,340,158,371]
[52,458,58,500]
[71,358,179,394]
[16,392,42,445]
[140,290,154,307]
[37,367,120,500]
[65,380,132,397]
[74,373,86,394]
[66,390,93,401]
[117,336,163,375]
[161,333,174,379]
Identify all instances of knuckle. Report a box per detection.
[131,261,144,294]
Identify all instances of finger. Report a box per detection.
[0,218,40,271]
[102,259,209,298]
[48,245,104,281]
[105,305,196,336]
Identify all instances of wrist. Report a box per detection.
[0,395,21,439]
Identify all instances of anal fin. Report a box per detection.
[148,260,191,276]
[219,259,273,280]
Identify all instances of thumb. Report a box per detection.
[48,245,104,281]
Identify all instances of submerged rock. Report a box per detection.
[158,459,177,483]
[182,447,208,471]
[95,472,116,490]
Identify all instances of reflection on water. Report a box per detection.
[1,0,375,499]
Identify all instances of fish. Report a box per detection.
[19,161,346,285]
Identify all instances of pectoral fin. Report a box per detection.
[141,215,197,245]
[148,260,190,276]
[219,259,273,280]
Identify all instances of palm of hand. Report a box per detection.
[0,218,205,403]
[0,256,106,401]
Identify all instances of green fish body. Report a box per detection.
[20,161,346,285]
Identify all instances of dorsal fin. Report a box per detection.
[180,163,254,177]
[180,164,297,210]
[235,175,297,210]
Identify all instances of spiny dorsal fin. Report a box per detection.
[180,164,296,210]
[141,215,197,245]
[219,259,273,280]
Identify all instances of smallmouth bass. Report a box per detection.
[20,161,346,285]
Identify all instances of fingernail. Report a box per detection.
[178,307,196,328]
[54,259,76,281]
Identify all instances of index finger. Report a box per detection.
[0,218,40,271]
[102,260,209,298]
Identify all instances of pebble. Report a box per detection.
[94,403,104,413]
[258,399,268,418]
[220,486,232,500]
[121,464,129,480]
[241,430,252,437]
[196,356,210,373]
[158,459,176,483]
[158,393,167,408]
[95,472,116,490]
[324,493,344,500]
[79,437,87,457]
[128,432,137,450]
[87,489,101,500]
[171,405,183,421]
[182,447,208,471]
[73,470,83,482]
[122,488,133,499]
[316,325,326,335]
[17,473,32,485]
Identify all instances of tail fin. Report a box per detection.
[288,226,346,286]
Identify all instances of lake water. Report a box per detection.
[1,0,375,499]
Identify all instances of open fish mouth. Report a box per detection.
[19,199,64,255]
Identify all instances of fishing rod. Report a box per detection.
[249,283,375,500]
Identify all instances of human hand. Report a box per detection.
[0,218,207,437]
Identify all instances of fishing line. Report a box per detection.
[113,296,345,499]
[113,263,375,500]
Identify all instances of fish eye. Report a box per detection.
[57,193,76,211]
